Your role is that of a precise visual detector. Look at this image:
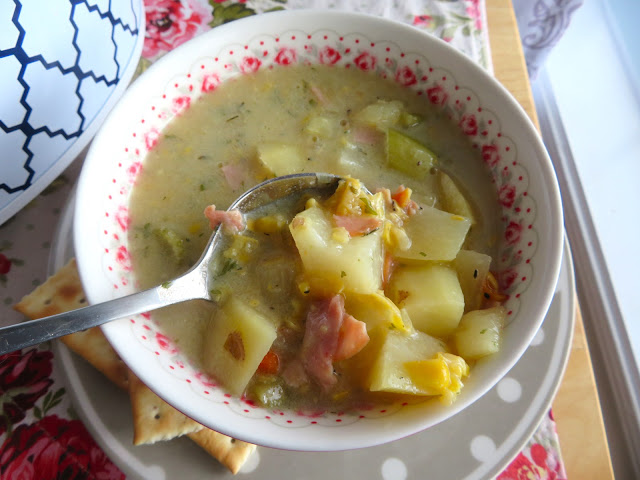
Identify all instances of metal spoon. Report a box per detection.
[0,172,343,355]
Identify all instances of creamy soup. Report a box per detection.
[128,65,504,411]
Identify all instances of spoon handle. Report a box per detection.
[0,271,207,355]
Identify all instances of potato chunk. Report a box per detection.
[202,298,277,395]
[289,204,383,294]
[257,143,305,176]
[454,306,507,360]
[386,264,464,337]
[395,205,471,262]
[368,329,448,395]
[454,249,492,312]
[438,171,476,224]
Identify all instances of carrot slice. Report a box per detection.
[257,350,280,375]
[391,185,412,209]
[382,251,396,288]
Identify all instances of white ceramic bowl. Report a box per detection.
[74,10,564,451]
[0,0,144,225]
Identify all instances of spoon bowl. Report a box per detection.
[0,173,342,356]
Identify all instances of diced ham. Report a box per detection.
[203,205,245,234]
[301,295,344,389]
[310,84,329,107]
[351,125,383,146]
[299,295,369,389]
[334,314,369,362]
[376,187,393,209]
[405,201,420,216]
[333,214,382,236]
[221,163,246,191]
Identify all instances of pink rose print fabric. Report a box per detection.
[0,350,53,435]
[0,349,124,478]
[0,416,124,480]
[143,0,213,60]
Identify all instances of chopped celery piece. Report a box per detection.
[154,228,185,261]
[251,379,285,408]
[386,129,437,179]
[354,100,403,128]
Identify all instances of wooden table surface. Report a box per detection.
[485,1,615,478]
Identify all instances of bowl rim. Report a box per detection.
[74,9,564,451]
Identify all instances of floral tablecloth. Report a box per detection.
[0,1,567,478]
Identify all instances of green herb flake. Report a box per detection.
[480,328,487,334]
[226,115,239,122]
[473,269,478,279]
[363,227,379,236]
[199,184,206,191]
[218,259,240,277]
[359,197,377,215]
[341,271,347,278]
[161,281,172,289]
[419,251,427,257]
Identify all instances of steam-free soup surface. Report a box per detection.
[128,65,502,411]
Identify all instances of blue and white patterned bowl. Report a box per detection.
[0,0,144,225]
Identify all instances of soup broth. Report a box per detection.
[128,65,502,411]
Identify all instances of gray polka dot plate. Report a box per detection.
[50,191,574,479]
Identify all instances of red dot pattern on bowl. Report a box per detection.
[97,28,536,427]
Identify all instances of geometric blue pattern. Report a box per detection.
[0,0,141,198]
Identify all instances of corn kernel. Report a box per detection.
[404,358,451,392]
[298,280,311,295]
[332,390,349,402]
[331,227,350,244]
[249,215,287,234]
[441,352,470,378]
[223,235,259,263]
[188,223,202,235]
[383,222,411,252]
